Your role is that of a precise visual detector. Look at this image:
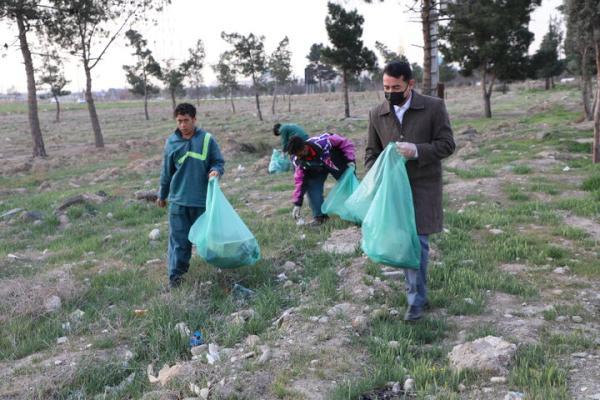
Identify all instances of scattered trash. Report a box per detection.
[296,218,305,226]
[189,330,204,347]
[133,309,147,316]
[232,283,255,300]
[174,322,191,338]
[562,166,570,172]
[207,343,221,364]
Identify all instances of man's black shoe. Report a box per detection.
[404,305,424,321]
[169,276,183,290]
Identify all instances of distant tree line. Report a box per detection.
[1,0,598,162]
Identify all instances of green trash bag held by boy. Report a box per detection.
[188,178,260,268]
[321,165,360,222]
[360,143,421,269]
[268,149,291,174]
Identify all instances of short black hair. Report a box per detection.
[174,103,196,118]
[286,135,305,155]
[383,61,412,81]
[273,123,281,136]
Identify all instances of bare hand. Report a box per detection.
[156,199,167,208]
[208,170,219,179]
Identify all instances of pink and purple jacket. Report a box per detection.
[291,133,355,206]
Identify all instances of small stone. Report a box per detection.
[572,352,588,358]
[70,309,85,321]
[44,295,62,313]
[571,315,583,323]
[351,316,369,334]
[258,346,271,364]
[283,280,293,288]
[199,388,209,399]
[504,391,525,400]
[240,351,255,359]
[310,359,319,366]
[145,259,161,265]
[458,383,466,392]
[106,212,113,219]
[282,261,296,270]
[57,336,68,345]
[388,341,400,349]
[370,308,388,320]
[318,316,329,324]
[245,335,260,347]
[403,378,415,392]
[489,228,504,235]
[123,350,134,360]
[391,381,401,394]
[556,316,568,322]
[553,266,570,274]
[276,273,287,281]
[464,297,475,305]
[491,376,507,383]
[148,229,160,241]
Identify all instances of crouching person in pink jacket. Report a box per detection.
[287,132,356,226]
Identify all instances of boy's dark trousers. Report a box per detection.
[168,204,205,283]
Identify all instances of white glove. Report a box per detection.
[292,205,301,220]
[396,142,418,159]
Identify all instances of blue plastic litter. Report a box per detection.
[189,330,203,347]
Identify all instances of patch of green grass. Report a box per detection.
[0,315,63,361]
[581,174,600,192]
[465,324,499,341]
[512,164,533,174]
[560,140,591,153]
[446,166,496,179]
[509,345,569,399]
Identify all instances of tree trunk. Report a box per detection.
[143,79,149,121]
[551,76,555,89]
[196,85,200,108]
[271,85,277,115]
[83,63,104,148]
[593,42,600,164]
[229,88,236,114]
[288,87,291,113]
[481,67,494,118]
[53,94,61,123]
[254,89,263,121]
[16,13,47,157]
[343,70,350,118]
[582,49,593,121]
[421,0,432,95]
[545,77,550,90]
[170,89,176,113]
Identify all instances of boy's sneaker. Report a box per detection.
[404,305,424,322]
[308,215,329,227]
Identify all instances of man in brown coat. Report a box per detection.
[365,61,455,321]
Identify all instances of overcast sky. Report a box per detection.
[0,0,563,93]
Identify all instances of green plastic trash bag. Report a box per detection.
[361,143,420,269]
[343,150,387,224]
[321,165,360,221]
[188,178,260,269]
[268,149,291,174]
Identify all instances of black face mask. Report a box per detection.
[385,91,406,106]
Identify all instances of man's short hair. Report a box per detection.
[383,61,412,81]
[273,123,281,136]
[286,135,305,155]
[174,103,196,118]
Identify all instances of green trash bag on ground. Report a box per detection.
[343,150,387,224]
[268,149,291,174]
[361,143,420,269]
[188,178,260,269]
[321,165,360,221]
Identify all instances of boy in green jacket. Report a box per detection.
[157,103,225,289]
[273,123,308,152]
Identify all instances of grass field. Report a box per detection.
[0,83,598,399]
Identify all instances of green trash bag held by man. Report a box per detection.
[188,178,260,268]
[360,143,421,269]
